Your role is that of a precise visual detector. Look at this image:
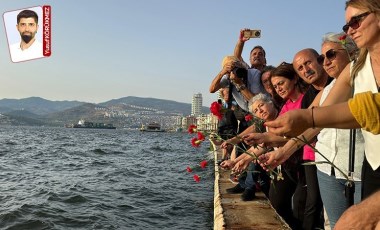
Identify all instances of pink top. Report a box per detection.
[278,93,315,161]
[279,93,304,116]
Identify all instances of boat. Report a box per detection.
[140,122,165,132]
[71,119,116,129]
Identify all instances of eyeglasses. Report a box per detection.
[342,11,371,33]
[317,49,346,63]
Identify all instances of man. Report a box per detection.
[234,28,266,71]
[210,55,267,201]
[10,9,43,62]
[291,48,332,230]
[209,56,264,112]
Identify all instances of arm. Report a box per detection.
[260,95,323,168]
[229,71,256,101]
[265,65,353,136]
[266,91,380,136]
[242,132,288,148]
[210,60,236,93]
[233,28,250,63]
[258,127,322,169]
[348,91,380,134]
[334,190,380,230]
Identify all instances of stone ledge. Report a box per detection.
[212,141,291,230]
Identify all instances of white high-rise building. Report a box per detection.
[191,93,202,116]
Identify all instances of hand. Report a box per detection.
[221,61,235,75]
[242,132,287,148]
[239,28,250,42]
[258,148,289,171]
[232,158,250,174]
[221,141,232,149]
[334,204,379,230]
[265,110,311,137]
[229,70,244,86]
[220,159,235,170]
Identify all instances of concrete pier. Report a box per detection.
[212,143,291,230]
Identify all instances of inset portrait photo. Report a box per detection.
[3,6,51,63]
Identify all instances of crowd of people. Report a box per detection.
[209,0,380,229]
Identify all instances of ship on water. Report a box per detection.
[68,119,116,129]
[140,122,165,132]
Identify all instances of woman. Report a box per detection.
[256,63,308,229]
[314,32,364,228]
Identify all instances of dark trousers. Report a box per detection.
[293,164,324,230]
[269,167,298,229]
[361,156,380,200]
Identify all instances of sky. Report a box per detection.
[0,0,347,107]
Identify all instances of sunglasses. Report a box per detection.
[317,49,346,63]
[342,11,371,33]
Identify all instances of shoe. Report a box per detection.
[241,188,256,201]
[226,184,244,194]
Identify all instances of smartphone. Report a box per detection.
[243,29,261,39]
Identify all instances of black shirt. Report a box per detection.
[301,77,334,109]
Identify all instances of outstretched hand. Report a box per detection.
[265,110,311,137]
[220,159,235,170]
[258,148,289,171]
[242,132,288,148]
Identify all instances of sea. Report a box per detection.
[0,126,214,230]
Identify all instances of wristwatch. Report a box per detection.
[236,84,246,92]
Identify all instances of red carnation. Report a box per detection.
[191,137,202,147]
[186,166,193,173]
[339,35,347,41]
[245,114,253,122]
[210,101,223,120]
[193,174,201,183]
[200,160,208,169]
[197,132,205,141]
[188,124,197,134]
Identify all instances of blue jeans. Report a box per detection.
[317,169,361,229]
[238,162,255,190]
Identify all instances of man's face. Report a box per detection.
[249,48,266,68]
[293,50,325,85]
[16,17,38,43]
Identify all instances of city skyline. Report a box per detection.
[0,1,346,107]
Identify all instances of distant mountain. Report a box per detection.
[0,97,84,115]
[0,96,211,127]
[100,96,209,115]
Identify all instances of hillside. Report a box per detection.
[0,96,210,128]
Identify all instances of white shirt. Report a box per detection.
[353,52,380,170]
[315,79,365,180]
[10,39,44,63]
[220,68,265,111]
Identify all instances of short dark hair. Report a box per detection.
[250,45,266,57]
[17,10,38,24]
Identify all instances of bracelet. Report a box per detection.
[311,106,315,129]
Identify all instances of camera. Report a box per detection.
[232,67,248,79]
[243,29,261,39]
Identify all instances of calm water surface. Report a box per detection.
[0,126,214,230]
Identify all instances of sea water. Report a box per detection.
[0,126,214,230]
